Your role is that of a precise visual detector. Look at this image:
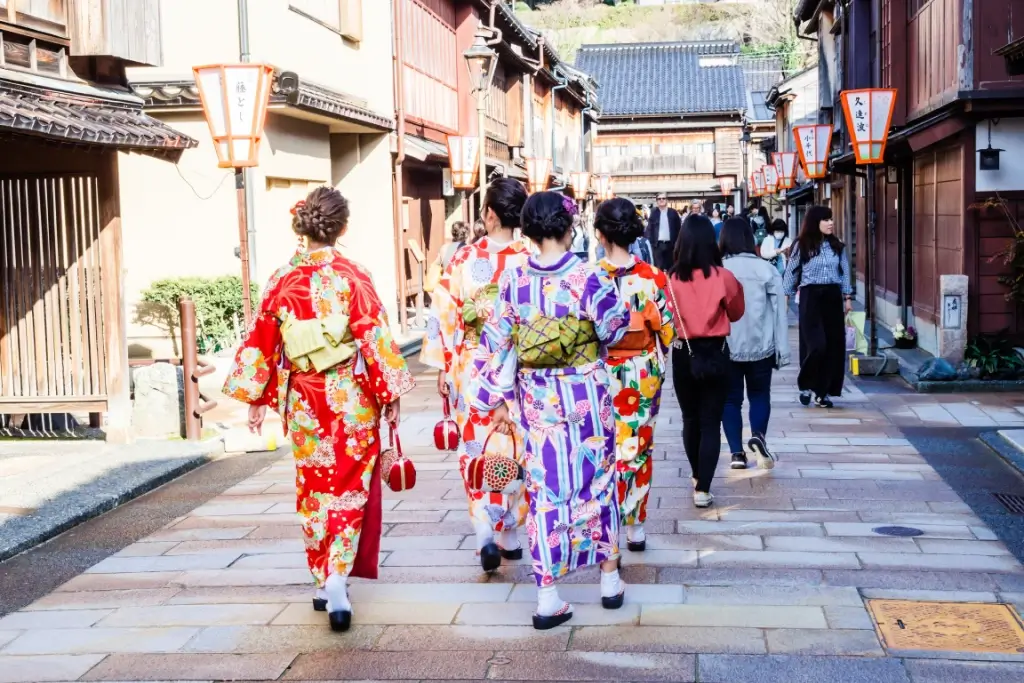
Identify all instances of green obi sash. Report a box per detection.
[514,315,599,368]
[462,283,499,339]
[281,314,356,373]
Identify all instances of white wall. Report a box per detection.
[976,118,1024,193]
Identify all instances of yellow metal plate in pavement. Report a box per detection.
[867,599,1024,654]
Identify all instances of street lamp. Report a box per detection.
[841,88,898,358]
[773,152,797,190]
[464,27,498,212]
[740,128,752,208]
[752,170,766,198]
[594,175,613,202]
[446,135,481,190]
[526,157,552,194]
[569,171,591,197]
[193,62,274,326]
[718,176,735,196]
[793,124,833,179]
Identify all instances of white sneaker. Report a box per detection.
[692,477,698,490]
[693,491,714,508]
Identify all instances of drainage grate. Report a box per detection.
[994,493,1024,515]
[872,526,925,537]
[867,599,1024,654]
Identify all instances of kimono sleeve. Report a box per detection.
[420,255,461,373]
[652,268,676,351]
[583,268,629,346]
[348,269,415,405]
[222,280,284,408]
[470,269,518,411]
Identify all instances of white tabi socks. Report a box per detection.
[498,527,521,551]
[536,585,567,617]
[324,573,351,613]
[626,524,646,544]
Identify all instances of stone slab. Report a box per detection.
[569,625,766,654]
[0,609,112,630]
[903,659,1024,683]
[698,551,861,569]
[373,625,570,652]
[2,626,200,655]
[81,653,295,682]
[698,654,911,683]
[281,651,493,680]
[455,602,640,627]
[486,651,696,682]
[683,585,862,607]
[96,604,286,628]
[765,628,884,656]
[641,605,827,629]
[0,654,106,683]
[185,624,383,653]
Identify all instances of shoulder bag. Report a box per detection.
[666,276,730,381]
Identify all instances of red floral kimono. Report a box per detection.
[223,247,414,587]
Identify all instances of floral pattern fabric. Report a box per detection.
[600,257,676,526]
[420,237,532,537]
[471,252,629,587]
[224,246,414,587]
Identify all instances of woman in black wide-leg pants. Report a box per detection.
[798,284,846,399]
[783,206,853,409]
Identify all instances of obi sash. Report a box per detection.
[281,314,356,373]
[515,315,599,369]
[461,282,499,344]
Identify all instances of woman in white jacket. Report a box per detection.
[759,218,794,277]
[720,218,791,470]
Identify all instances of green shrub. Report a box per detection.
[135,276,259,354]
[965,332,1024,379]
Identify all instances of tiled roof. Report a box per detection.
[575,42,747,117]
[739,55,786,92]
[0,81,196,157]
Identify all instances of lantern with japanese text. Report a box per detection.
[446,136,481,190]
[793,124,833,179]
[526,157,552,194]
[840,88,897,164]
[569,171,591,197]
[752,170,766,197]
[718,176,735,195]
[773,152,798,189]
[193,63,274,168]
[594,175,613,201]
[762,164,779,194]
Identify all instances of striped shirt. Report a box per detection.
[783,240,853,297]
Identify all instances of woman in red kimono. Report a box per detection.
[223,187,414,632]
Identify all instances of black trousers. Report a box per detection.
[672,342,729,493]
[797,284,846,398]
[653,241,674,272]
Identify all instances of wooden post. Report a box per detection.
[235,168,253,326]
[179,297,218,441]
[98,152,130,442]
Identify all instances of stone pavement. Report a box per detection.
[2,339,1024,682]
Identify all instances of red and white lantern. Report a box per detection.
[840,88,898,165]
[525,157,552,194]
[773,152,798,189]
[763,164,779,194]
[718,176,735,195]
[446,135,481,190]
[793,124,833,179]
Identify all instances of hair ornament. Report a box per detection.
[290,200,306,217]
[561,195,579,217]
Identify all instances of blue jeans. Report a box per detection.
[722,356,775,454]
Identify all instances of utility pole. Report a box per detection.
[238,0,258,284]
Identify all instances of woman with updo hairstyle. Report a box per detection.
[224,186,414,633]
[470,190,629,630]
[595,197,676,554]
[421,177,532,574]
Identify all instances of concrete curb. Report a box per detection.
[979,431,1024,480]
[0,438,224,563]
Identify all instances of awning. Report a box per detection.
[0,77,196,159]
[612,177,721,198]
[785,181,815,203]
[399,135,527,180]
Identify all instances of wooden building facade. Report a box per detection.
[396,0,594,316]
[796,0,1024,356]
[0,0,194,437]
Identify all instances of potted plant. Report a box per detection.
[893,324,917,349]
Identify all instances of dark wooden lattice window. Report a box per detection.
[881,0,892,87]
[908,0,932,17]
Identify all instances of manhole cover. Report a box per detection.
[867,600,1024,654]
[872,526,924,537]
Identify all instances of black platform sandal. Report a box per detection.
[602,591,625,610]
[532,602,572,630]
[312,597,327,612]
[500,546,523,561]
[627,539,646,552]
[480,542,502,572]
[328,609,352,632]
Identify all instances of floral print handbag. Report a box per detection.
[380,422,417,492]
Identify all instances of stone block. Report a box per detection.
[81,653,295,682]
[130,362,183,438]
[766,628,884,656]
[938,274,969,363]
[698,655,911,683]
[641,604,827,629]
[569,625,766,654]
[0,655,106,683]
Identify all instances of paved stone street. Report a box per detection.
[3,337,1024,682]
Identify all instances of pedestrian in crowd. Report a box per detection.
[471,191,629,630]
[224,186,414,633]
[719,218,789,470]
[690,199,704,216]
[595,205,654,264]
[759,217,793,277]
[421,178,531,572]
[570,213,591,262]
[596,197,675,553]
[750,206,770,254]
[425,221,470,294]
[666,214,745,508]
[644,192,681,271]
[783,205,853,409]
[726,204,736,218]
[710,207,723,241]
[471,219,487,244]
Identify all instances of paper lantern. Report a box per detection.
[773,152,798,189]
[193,63,274,168]
[840,88,897,164]
[793,124,833,179]
[446,136,481,190]
[763,164,779,194]
[526,157,552,194]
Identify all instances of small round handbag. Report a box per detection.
[433,395,459,452]
[380,423,416,492]
[466,431,524,495]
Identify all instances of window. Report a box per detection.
[290,0,362,41]
[0,31,67,77]
[908,0,932,18]
[1,0,68,40]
